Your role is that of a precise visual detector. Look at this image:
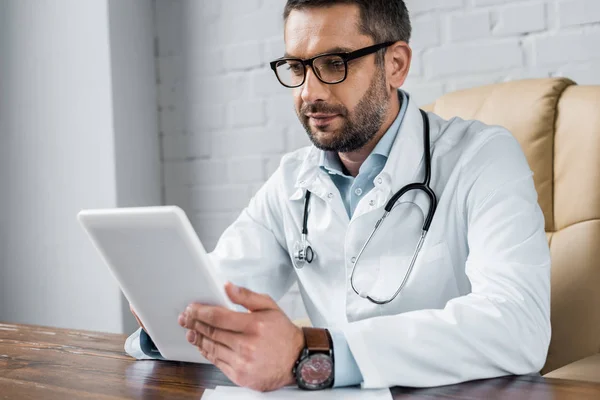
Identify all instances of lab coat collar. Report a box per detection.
[290,146,321,200]
[290,92,425,202]
[377,95,425,196]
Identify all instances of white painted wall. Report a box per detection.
[154,0,600,321]
[0,0,161,333]
[402,0,600,104]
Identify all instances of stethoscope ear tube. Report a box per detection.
[302,191,311,235]
[384,109,438,231]
[419,109,438,232]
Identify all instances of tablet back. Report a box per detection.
[77,206,232,363]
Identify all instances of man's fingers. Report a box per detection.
[191,321,242,352]
[225,282,277,312]
[186,330,249,389]
[184,304,253,332]
[187,330,238,367]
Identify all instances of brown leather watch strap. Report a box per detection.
[302,327,330,353]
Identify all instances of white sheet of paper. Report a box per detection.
[202,386,392,400]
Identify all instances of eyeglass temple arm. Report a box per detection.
[345,41,397,62]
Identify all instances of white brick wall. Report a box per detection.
[154,0,600,319]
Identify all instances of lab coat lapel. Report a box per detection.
[382,97,426,197]
[290,147,350,223]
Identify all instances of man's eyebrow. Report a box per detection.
[284,46,354,58]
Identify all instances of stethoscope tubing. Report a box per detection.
[295,110,438,304]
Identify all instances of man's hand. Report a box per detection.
[178,283,305,392]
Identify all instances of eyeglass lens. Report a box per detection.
[275,55,346,87]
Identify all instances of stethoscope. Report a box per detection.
[293,109,438,305]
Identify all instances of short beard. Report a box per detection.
[298,70,389,153]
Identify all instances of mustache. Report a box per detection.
[300,102,348,117]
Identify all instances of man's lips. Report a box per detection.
[306,113,341,126]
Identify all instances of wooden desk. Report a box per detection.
[2,323,600,399]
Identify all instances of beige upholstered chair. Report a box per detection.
[424,78,600,383]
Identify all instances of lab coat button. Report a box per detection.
[369,200,375,206]
[327,193,334,199]
[351,257,356,263]
[377,177,383,184]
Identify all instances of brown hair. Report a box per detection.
[283,0,411,44]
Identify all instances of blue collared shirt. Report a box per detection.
[321,90,409,387]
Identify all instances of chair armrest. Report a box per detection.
[544,353,600,383]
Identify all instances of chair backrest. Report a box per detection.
[424,78,600,374]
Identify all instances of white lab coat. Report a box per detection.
[207,97,551,389]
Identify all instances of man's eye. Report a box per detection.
[324,60,344,71]
[287,63,303,74]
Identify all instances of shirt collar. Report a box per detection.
[371,89,409,158]
[318,89,409,176]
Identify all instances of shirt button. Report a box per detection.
[351,257,357,264]
[354,188,363,196]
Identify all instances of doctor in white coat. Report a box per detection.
[128,0,551,392]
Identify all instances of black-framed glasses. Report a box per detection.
[270,41,396,88]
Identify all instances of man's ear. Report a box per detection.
[386,41,412,90]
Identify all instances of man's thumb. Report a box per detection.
[225,282,276,312]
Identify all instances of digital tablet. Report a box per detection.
[77,205,233,364]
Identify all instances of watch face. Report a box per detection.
[297,353,334,390]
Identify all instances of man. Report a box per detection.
[127,0,551,392]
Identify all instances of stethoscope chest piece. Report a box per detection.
[293,190,315,269]
[293,236,314,269]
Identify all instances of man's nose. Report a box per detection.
[300,67,330,104]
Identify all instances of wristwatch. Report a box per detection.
[293,327,335,390]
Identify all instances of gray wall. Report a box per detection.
[0,0,161,334]
[0,0,7,315]
[108,0,163,333]
[0,0,120,332]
